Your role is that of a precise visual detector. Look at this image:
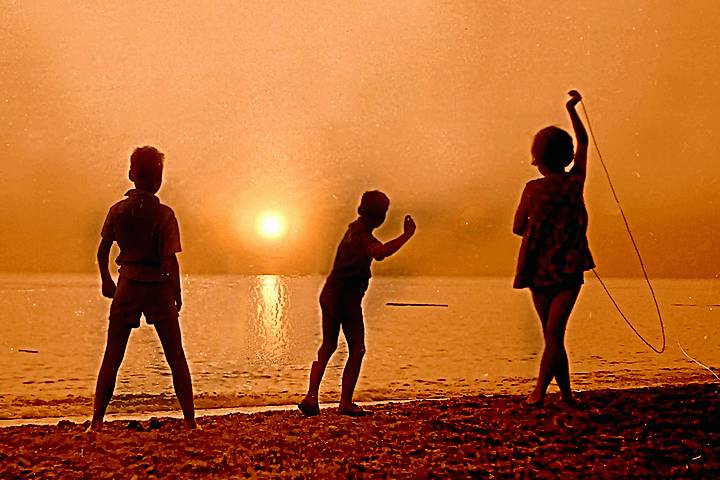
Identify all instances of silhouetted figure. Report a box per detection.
[298,191,416,417]
[513,91,594,407]
[90,146,196,431]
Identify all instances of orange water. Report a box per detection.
[1,274,717,418]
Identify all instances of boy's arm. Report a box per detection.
[566,90,589,179]
[162,254,182,312]
[513,186,530,236]
[97,239,116,298]
[370,215,416,261]
[159,210,182,311]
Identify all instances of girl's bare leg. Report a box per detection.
[528,287,580,405]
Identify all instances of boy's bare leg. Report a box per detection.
[302,310,340,413]
[154,319,196,429]
[528,288,579,405]
[339,315,365,412]
[91,323,132,431]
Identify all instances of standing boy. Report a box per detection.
[91,146,196,431]
[298,190,416,417]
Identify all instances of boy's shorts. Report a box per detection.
[109,276,179,328]
[319,281,365,325]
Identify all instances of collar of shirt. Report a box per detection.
[124,188,159,201]
[351,217,374,232]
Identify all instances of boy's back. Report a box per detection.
[102,189,180,282]
[327,219,382,290]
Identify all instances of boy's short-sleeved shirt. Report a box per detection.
[327,218,382,292]
[101,189,181,282]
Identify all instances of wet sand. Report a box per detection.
[1,383,718,478]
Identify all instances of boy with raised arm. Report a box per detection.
[299,190,416,417]
[91,146,196,431]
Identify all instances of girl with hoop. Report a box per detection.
[513,90,594,406]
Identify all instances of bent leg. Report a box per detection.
[531,287,580,404]
[531,289,552,330]
[154,319,196,429]
[547,288,580,400]
[527,289,552,404]
[91,322,132,430]
[306,306,341,401]
[339,307,365,408]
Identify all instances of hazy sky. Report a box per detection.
[1,1,719,277]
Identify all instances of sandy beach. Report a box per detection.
[1,382,717,478]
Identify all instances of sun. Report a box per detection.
[256,210,287,240]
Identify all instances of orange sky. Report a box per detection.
[1,1,719,276]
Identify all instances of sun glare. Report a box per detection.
[256,211,287,240]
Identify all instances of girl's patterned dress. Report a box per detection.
[513,170,595,290]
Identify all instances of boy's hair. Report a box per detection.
[531,126,574,172]
[358,190,390,219]
[130,146,164,183]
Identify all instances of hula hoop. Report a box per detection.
[580,101,666,354]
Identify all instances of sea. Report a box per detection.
[1,274,718,420]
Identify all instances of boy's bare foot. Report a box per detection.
[298,396,320,417]
[525,391,545,407]
[338,402,370,417]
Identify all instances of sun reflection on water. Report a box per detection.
[250,275,289,363]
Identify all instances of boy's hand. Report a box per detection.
[175,292,182,313]
[566,90,582,109]
[101,278,116,299]
[403,215,416,237]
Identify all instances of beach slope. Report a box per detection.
[1,383,718,478]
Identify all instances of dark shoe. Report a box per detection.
[338,403,371,417]
[561,396,581,409]
[298,397,320,417]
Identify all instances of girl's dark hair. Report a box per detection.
[358,190,390,218]
[531,126,574,172]
[130,146,164,182]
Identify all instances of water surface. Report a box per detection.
[1,274,717,418]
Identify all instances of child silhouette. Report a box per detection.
[91,146,196,430]
[513,91,594,406]
[299,191,416,416]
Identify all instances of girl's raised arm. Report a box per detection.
[567,90,589,178]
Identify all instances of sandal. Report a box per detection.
[338,402,371,417]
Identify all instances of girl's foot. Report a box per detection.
[298,397,320,417]
[338,402,370,417]
[88,422,103,433]
[85,423,102,434]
